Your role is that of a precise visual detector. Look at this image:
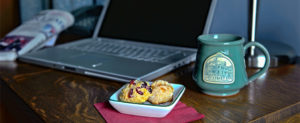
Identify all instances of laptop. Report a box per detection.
[19,0,217,82]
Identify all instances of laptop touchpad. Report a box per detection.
[61,53,167,78]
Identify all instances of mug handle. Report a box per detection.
[244,42,271,82]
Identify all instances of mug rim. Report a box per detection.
[198,34,244,45]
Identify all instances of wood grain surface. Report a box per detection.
[0,59,300,122]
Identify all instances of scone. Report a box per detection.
[148,80,174,104]
[119,80,152,103]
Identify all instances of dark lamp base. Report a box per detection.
[246,40,297,68]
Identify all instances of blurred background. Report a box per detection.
[0,0,299,56]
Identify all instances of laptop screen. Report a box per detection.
[99,0,212,48]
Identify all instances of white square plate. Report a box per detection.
[109,82,185,117]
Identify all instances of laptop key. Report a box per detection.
[63,39,180,62]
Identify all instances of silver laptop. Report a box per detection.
[19,0,217,82]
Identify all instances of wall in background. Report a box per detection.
[19,0,105,23]
[19,0,48,23]
[256,0,300,56]
[209,0,300,56]
[0,0,20,38]
[209,0,249,40]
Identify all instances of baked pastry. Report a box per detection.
[148,80,174,104]
[119,80,152,103]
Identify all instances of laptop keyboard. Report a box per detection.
[63,39,181,62]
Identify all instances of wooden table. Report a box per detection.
[0,56,299,122]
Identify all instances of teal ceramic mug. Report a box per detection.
[193,34,270,96]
